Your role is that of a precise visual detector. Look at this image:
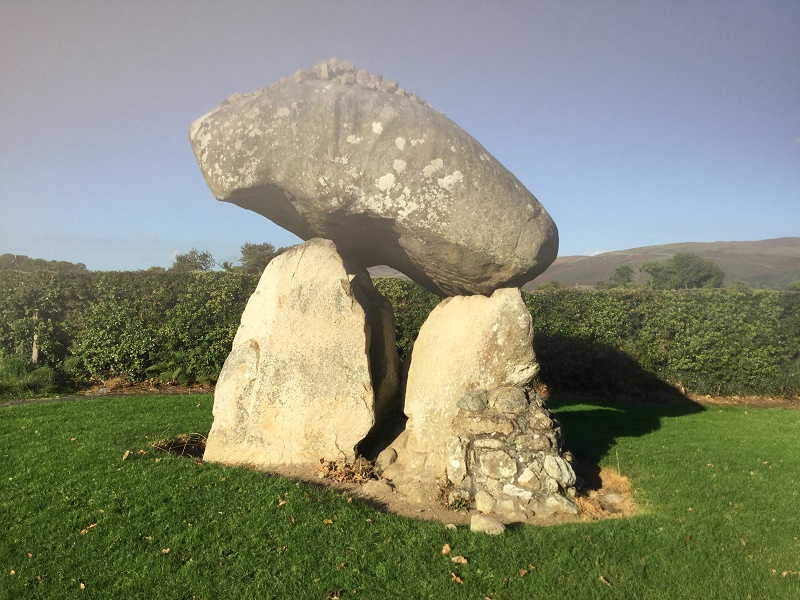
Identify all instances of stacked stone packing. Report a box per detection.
[446,386,578,519]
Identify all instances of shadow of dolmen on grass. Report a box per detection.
[534,334,705,485]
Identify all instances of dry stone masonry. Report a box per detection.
[192,60,571,526]
[447,387,578,519]
[189,58,558,297]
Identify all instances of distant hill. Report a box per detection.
[369,238,800,291]
[6,238,798,290]
[523,238,800,290]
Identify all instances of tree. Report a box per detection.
[537,280,565,291]
[640,253,725,290]
[230,242,295,274]
[609,265,634,287]
[169,249,215,273]
[0,254,87,273]
[239,242,277,274]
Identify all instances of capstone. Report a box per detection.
[189,58,558,296]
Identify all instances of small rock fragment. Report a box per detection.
[470,514,506,535]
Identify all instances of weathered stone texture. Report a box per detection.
[444,388,578,520]
[382,288,539,497]
[400,288,539,465]
[189,58,558,296]
[380,287,577,520]
[203,238,400,467]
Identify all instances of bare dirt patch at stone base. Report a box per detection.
[248,458,637,528]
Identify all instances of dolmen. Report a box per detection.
[190,58,577,523]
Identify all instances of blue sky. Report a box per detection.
[1,0,798,271]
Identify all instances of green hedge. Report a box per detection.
[524,288,800,397]
[1,270,797,397]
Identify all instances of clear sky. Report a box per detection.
[1,0,798,271]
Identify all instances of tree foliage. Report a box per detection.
[238,242,279,274]
[640,253,725,290]
[1,270,798,397]
[0,253,87,273]
[524,287,798,396]
[536,280,566,291]
[609,265,634,287]
[170,249,215,273]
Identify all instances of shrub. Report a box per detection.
[0,353,57,398]
[524,288,799,396]
[67,278,159,381]
[1,271,797,397]
[160,272,258,383]
[373,278,441,362]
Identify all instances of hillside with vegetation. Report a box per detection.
[524,237,800,290]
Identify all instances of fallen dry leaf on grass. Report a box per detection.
[519,569,528,577]
[450,572,463,584]
[80,523,97,535]
[323,519,334,524]
[451,556,468,565]
[773,570,800,577]
[599,575,612,586]
[441,543,451,554]
[122,450,131,461]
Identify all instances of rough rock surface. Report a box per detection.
[189,58,558,296]
[381,288,539,499]
[470,513,506,535]
[445,387,578,520]
[203,238,400,467]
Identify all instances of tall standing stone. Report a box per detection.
[203,238,400,467]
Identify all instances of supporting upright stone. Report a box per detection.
[381,287,577,520]
[382,289,538,497]
[203,238,400,467]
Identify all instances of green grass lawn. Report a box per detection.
[1,394,798,599]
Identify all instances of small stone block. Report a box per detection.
[470,514,505,535]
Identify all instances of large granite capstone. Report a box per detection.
[189,58,558,296]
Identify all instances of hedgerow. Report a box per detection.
[0,270,797,397]
[524,288,800,397]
